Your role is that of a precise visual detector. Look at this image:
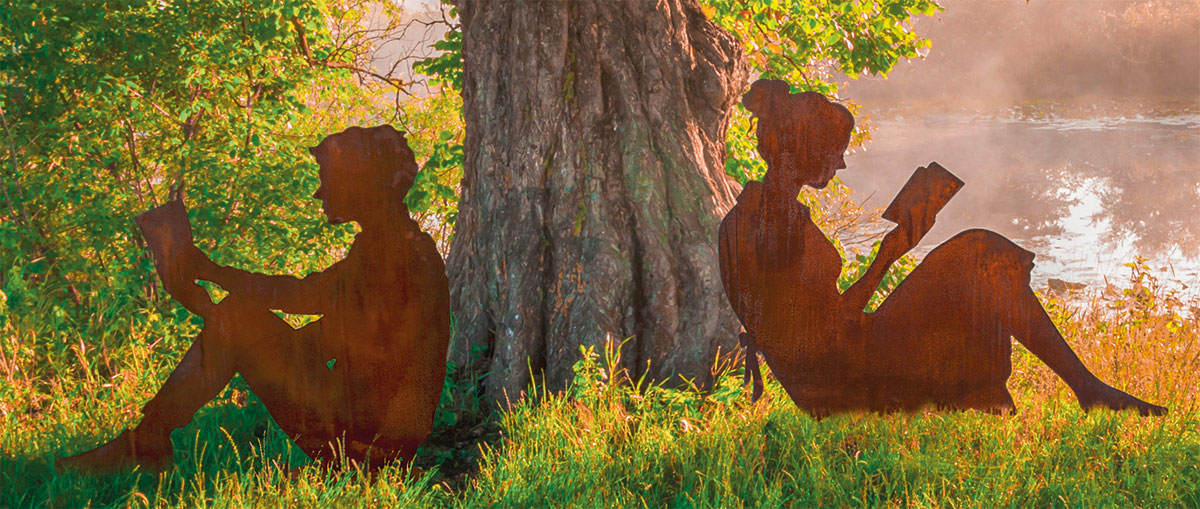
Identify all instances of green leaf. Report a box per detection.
[801,18,820,34]
[823,31,842,47]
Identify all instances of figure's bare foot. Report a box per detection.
[1078,385,1168,416]
[56,429,174,475]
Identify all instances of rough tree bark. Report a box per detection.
[447,0,748,402]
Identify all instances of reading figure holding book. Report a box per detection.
[58,125,450,472]
[718,79,1165,416]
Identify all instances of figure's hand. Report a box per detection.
[135,199,224,316]
[880,207,935,261]
[137,200,211,284]
[137,200,194,261]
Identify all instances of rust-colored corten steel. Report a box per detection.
[718,80,1166,416]
[58,126,450,472]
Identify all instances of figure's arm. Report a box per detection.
[841,164,960,313]
[138,200,338,316]
[138,201,217,316]
[199,259,336,315]
[839,224,918,313]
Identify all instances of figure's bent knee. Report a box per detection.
[930,229,1035,283]
[943,229,1034,261]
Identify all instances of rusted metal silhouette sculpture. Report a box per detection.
[58,126,450,472]
[718,79,1166,416]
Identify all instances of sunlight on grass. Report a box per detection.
[2,263,1197,507]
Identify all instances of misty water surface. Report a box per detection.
[838,0,1200,298]
[843,102,1200,296]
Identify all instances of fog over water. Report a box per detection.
[839,0,1200,297]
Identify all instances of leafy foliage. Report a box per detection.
[0,0,377,379]
[406,5,464,253]
[705,0,940,94]
[396,90,465,254]
[412,21,463,92]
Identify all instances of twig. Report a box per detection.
[290,17,414,96]
[121,119,150,210]
[126,86,184,128]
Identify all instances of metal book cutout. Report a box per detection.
[718,79,1165,417]
[58,126,450,472]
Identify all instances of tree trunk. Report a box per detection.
[447,0,748,402]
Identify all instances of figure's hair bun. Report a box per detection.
[742,79,790,117]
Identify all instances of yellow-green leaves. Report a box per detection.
[0,0,365,359]
[705,0,941,93]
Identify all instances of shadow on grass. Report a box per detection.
[0,382,309,508]
[1,374,493,508]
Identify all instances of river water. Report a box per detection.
[830,0,1199,301]
[842,100,1200,300]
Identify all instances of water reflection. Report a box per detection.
[1100,162,1200,256]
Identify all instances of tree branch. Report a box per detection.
[290,17,413,96]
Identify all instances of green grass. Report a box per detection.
[2,269,1198,507]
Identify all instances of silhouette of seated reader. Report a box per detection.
[718,79,1165,417]
[59,125,450,472]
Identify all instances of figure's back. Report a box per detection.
[719,182,842,360]
[346,219,448,461]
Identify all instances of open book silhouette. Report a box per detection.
[882,162,964,237]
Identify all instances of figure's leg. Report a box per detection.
[870,229,1165,416]
[867,231,1020,412]
[1006,286,1166,415]
[56,328,236,472]
[57,294,311,472]
[903,230,1165,415]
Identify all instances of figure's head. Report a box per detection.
[308,125,418,225]
[742,80,855,193]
